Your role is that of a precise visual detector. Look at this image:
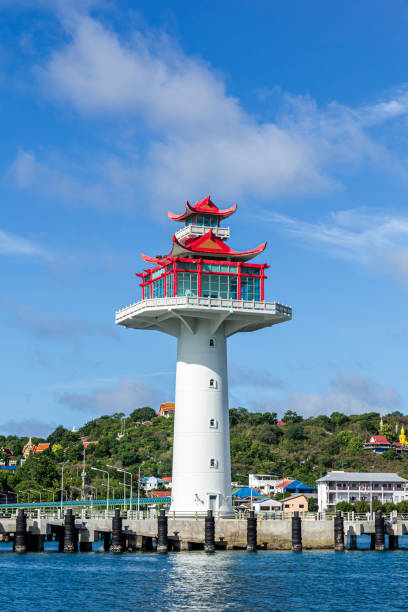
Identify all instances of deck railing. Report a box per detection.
[116,296,292,322]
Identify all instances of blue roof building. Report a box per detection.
[232,487,263,499]
[282,480,316,494]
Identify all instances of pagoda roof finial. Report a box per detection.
[168,195,237,222]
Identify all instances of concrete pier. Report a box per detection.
[1,513,408,552]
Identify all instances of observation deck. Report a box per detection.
[175,224,230,242]
[115,296,292,338]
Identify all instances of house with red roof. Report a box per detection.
[161,476,172,489]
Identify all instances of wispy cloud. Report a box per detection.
[3,302,116,339]
[277,372,400,418]
[59,377,160,414]
[3,12,405,210]
[269,208,408,283]
[0,417,57,437]
[229,363,284,390]
[0,228,48,258]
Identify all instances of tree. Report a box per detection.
[336,501,353,512]
[354,500,370,513]
[284,424,306,441]
[397,501,408,514]
[347,436,364,452]
[282,410,303,424]
[382,449,401,461]
[129,407,156,422]
[330,412,349,427]
[308,497,318,511]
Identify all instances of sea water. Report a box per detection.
[0,545,407,611]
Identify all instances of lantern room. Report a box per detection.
[137,195,269,302]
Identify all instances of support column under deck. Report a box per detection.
[169,318,233,517]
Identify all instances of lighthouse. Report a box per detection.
[115,196,292,517]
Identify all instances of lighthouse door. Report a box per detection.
[209,495,217,513]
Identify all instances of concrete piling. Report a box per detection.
[334,511,345,551]
[247,510,257,552]
[375,510,385,551]
[204,510,215,553]
[157,509,168,553]
[63,508,76,552]
[14,509,27,553]
[389,534,399,549]
[111,508,123,553]
[291,511,302,552]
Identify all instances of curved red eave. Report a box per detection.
[168,196,237,221]
[141,230,266,264]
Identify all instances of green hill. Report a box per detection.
[1,407,408,501]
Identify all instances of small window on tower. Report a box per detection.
[209,338,216,347]
[209,418,217,428]
[209,378,217,389]
[209,458,218,468]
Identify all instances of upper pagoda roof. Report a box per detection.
[141,229,266,264]
[168,195,237,222]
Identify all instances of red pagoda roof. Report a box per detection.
[366,435,390,445]
[168,195,237,222]
[141,229,266,264]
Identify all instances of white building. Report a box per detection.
[116,196,291,517]
[140,476,161,492]
[251,498,282,514]
[248,474,284,495]
[317,471,408,512]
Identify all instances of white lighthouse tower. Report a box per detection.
[115,196,292,517]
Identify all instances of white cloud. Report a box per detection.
[7,149,140,209]
[278,372,400,418]
[9,13,402,209]
[269,208,408,283]
[59,377,160,414]
[0,227,47,258]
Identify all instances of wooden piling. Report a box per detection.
[291,511,302,552]
[204,510,215,553]
[63,508,76,552]
[157,509,168,553]
[247,511,257,552]
[334,511,345,551]
[111,508,123,553]
[14,509,27,553]
[375,510,385,551]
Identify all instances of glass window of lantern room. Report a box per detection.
[177,271,197,296]
[201,273,238,299]
[166,273,173,297]
[241,276,261,301]
[153,276,165,298]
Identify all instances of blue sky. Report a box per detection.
[1,0,407,436]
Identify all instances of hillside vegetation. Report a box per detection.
[1,408,408,501]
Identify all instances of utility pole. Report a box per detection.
[81,443,86,501]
